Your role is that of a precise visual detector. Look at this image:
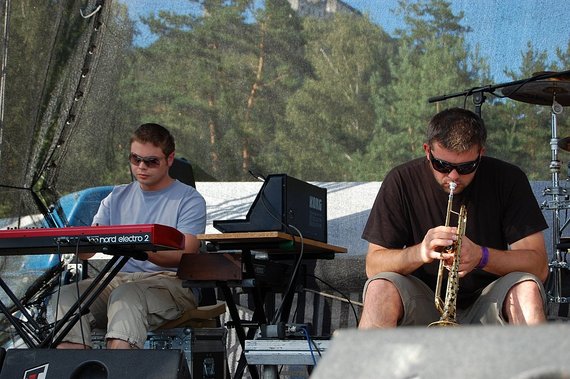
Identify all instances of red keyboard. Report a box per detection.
[0,224,185,255]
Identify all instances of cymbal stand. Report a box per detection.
[542,96,569,304]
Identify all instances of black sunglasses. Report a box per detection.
[429,151,481,175]
[129,153,163,168]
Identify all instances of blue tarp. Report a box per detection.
[0,186,112,305]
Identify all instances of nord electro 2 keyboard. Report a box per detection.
[0,224,184,348]
[0,224,185,255]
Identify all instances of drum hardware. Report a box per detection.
[542,186,568,197]
[499,71,570,106]
[549,239,570,304]
[499,71,570,304]
[549,258,570,270]
[541,198,570,211]
[558,137,570,152]
[543,97,569,304]
[520,73,570,305]
[428,70,570,117]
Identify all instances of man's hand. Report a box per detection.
[420,225,457,264]
[454,236,482,277]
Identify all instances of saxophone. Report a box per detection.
[429,182,467,327]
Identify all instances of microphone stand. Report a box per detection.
[427,70,570,117]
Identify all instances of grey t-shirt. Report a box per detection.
[92,179,206,273]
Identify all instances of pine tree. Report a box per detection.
[283,13,393,180]
[358,0,488,181]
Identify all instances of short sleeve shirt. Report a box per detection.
[362,156,547,308]
[92,180,206,273]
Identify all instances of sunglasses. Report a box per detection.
[129,153,164,168]
[429,151,481,175]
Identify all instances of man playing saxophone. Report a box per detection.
[359,107,548,328]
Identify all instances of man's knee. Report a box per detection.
[360,278,403,328]
[106,338,138,349]
[108,282,144,305]
[507,279,543,299]
[365,278,399,300]
[55,284,81,305]
[363,278,403,313]
[503,279,546,324]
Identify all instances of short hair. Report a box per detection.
[130,123,175,157]
[426,107,487,152]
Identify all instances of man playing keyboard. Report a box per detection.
[52,123,206,349]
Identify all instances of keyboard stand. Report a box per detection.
[0,250,145,348]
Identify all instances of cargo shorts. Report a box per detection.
[362,271,546,325]
[51,271,197,348]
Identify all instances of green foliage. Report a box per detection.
[106,0,568,182]
[483,42,570,180]
[3,0,570,203]
[281,13,394,180]
[357,0,487,180]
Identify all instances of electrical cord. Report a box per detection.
[301,326,317,365]
[73,238,88,348]
[48,243,64,347]
[48,238,88,348]
[270,223,304,325]
[251,180,306,325]
[247,171,331,328]
[306,273,360,324]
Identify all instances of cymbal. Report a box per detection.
[500,71,570,106]
[559,137,570,152]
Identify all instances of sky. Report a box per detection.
[124,0,570,84]
[345,0,569,83]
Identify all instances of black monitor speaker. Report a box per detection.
[213,174,327,242]
[0,349,190,379]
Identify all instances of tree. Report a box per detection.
[282,13,394,180]
[486,42,569,180]
[117,0,313,180]
[243,0,313,178]
[357,0,489,181]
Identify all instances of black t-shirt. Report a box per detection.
[362,156,548,309]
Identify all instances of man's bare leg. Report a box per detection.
[359,279,403,329]
[106,338,136,349]
[56,342,90,349]
[57,338,136,349]
[503,280,546,325]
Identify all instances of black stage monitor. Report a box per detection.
[213,174,327,242]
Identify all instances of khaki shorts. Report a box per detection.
[362,271,546,326]
[50,271,197,348]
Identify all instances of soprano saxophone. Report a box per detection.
[429,182,467,327]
